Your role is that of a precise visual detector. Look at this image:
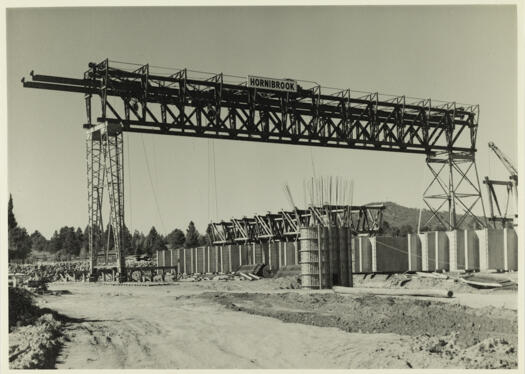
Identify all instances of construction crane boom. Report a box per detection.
[488,141,518,179]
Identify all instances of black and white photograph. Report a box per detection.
[2,1,524,371]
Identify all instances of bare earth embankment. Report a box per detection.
[10,277,516,370]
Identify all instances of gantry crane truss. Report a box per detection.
[22,59,487,281]
[209,204,384,244]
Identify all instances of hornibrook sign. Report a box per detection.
[248,75,298,93]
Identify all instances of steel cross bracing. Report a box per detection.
[422,151,487,230]
[208,204,385,244]
[21,59,487,280]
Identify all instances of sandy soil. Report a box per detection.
[34,281,517,369]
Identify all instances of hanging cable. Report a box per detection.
[310,148,317,179]
[207,139,211,222]
[140,134,166,233]
[126,133,132,233]
[212,139,219,220]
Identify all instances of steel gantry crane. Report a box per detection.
[22,59,488,281]
[483,141,518,228]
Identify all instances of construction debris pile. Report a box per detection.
[9,257,158,284]
[8,262,91,283]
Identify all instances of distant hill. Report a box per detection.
[367,201,484,233]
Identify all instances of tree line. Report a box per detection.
[8,195,210,262]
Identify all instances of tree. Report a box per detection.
[121,225,132,255]
[131,230,145,255]
[144,226,167,255]
[9,227,31,260]
[184,221,200,248]
[8,194,31,260]
[380,220,391,235]
[47,230,61,253]
[399,224,414,237]
[30,230,48,252]
[198,233,209,246]
[166,228,185,249]
[8,194,17,230]
[60,226,81,256]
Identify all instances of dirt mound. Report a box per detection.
[9,313,63,369]
[353,274,474,293]
[9,287,41,331]
[207,292,517,349]
[412,333,517,369]
[352,273,517,294]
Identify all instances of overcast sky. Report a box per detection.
[7,5,517,238]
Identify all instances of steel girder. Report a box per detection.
[23,60,479,155]
[208,204,384,244]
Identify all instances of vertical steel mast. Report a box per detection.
[85,60,126,281]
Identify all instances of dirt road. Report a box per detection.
[40,283,516,369]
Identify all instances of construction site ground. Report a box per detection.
[15,273,518,369]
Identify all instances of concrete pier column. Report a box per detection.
[219,246,223,273]
[228,245,232,272]
[407,234,412,270]
[448,230,458,271]
[434,233,439,271]
[268,242,272,270]
[347,228,353,287]
[358,237,363,273]
[464,230,469,271]
[238,244,242,267]
[338,227,349,287]
[207,247,210,273]
[419,233,429,271]
[505,228,518,271]
[476,229,489,271]
[370,237,377,273]
[279,242,283,269]
[190,248,194,273]
[503,228,509,271]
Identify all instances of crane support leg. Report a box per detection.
[87,122,126,282]
[104,123,126,282]
[87,129,105,280]
[423,151,487,230]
